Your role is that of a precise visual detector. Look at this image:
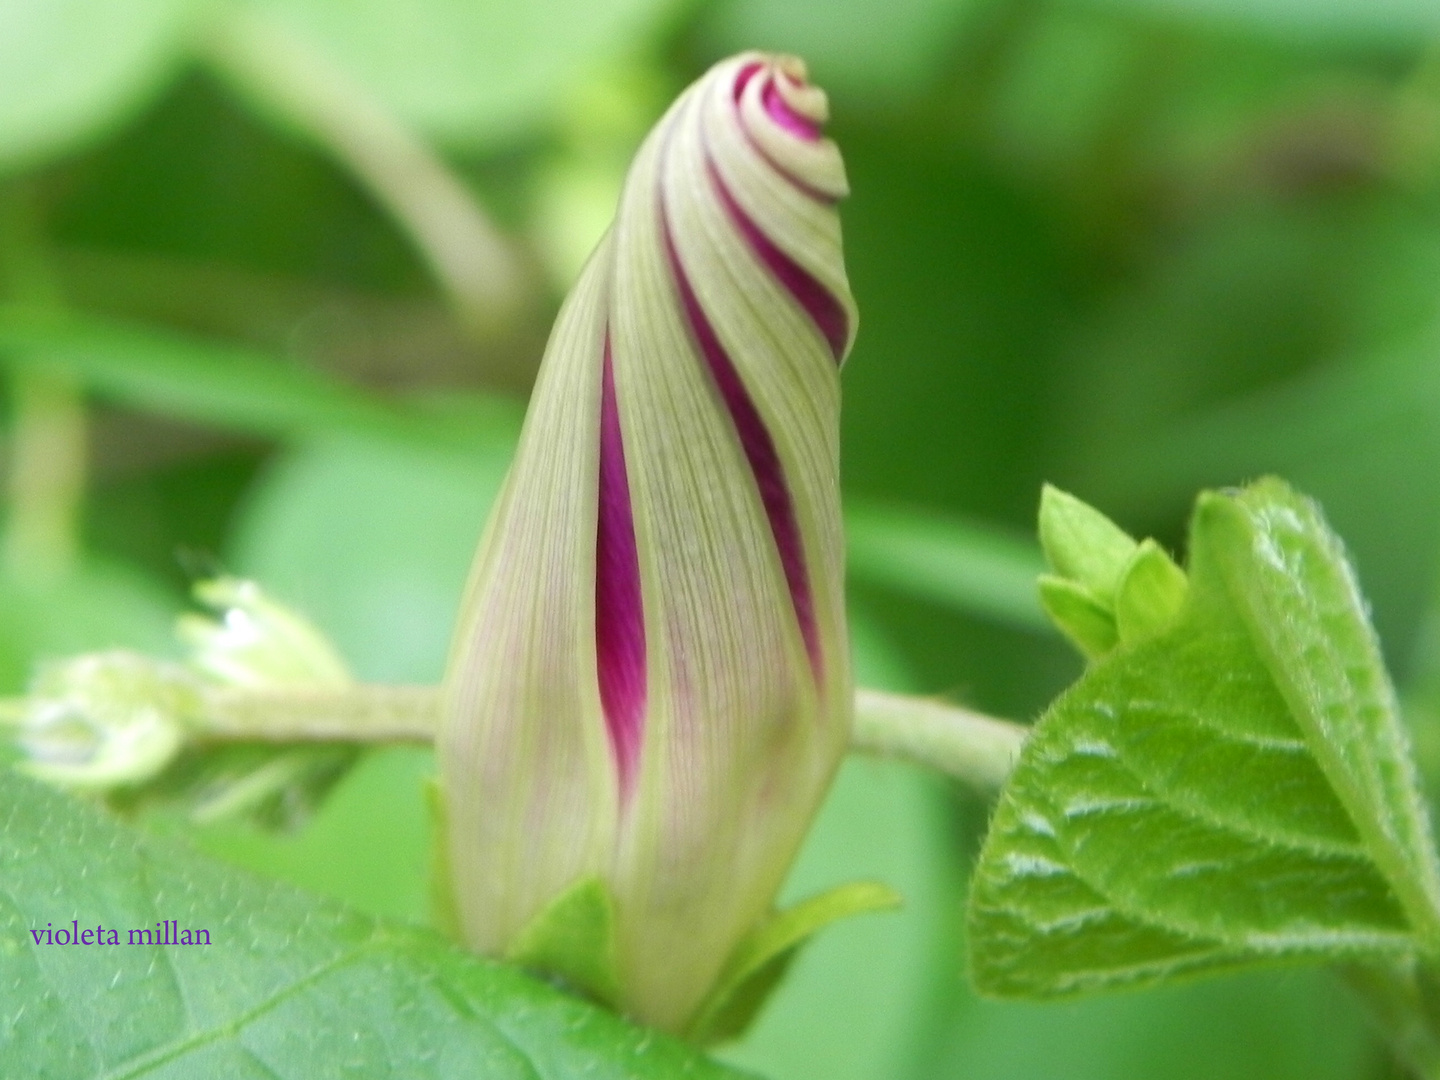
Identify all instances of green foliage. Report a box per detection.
[1036,487,1188,660]
[0,766,754,1079]
[0,305,447,440]
[1065,0,1440,39]
[1038,484,1138,596]
[688,881,903,1046]
[10,0,1440,1071]
[0,558,177,692]
[508,877,623,1007]
[231,424,515,683]
[846,501,1049,632]
[0,0,202,172]
[248,0,685,146]
[969,478,1440,997]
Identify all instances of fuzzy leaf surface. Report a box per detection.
[0,768,756,1079]
[969,479,1440,997]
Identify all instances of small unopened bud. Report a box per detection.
[178,576,351,689]
[1037,485,1188,659]
[19,652,200,789]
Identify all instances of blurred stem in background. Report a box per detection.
[1389,46,1440,190]
[201,6,538,339]
[0,183,85,584]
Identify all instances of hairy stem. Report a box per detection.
[198,684,440,742]
[48,683,1028,795]
[851,687,1027,793]
[201,6,534,336]
[0,184,86,583]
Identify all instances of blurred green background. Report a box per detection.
[6,0,1440,1076]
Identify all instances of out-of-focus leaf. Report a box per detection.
[193,417,511,901]
[0,0,201,171]
[1065,0,1440,39]
[846,501,1049,632]
[230,425,514,683]
[246,0,683,146]
[1098,324,1440,672]
[185,745,434,922]
[937,967,1374,1080]
[700,0,974,99]
[0,767,758,1079]
[0,305,407,438]
[0,558,177,692]
[968,480,1440,997]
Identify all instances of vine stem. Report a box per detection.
[162,684,1028,794]
[1344,961,1440,1080]
[0,183,85,583]
[850,688,1026,792]
[200,6,534,337]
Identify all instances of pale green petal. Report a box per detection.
[605,54,855,1029]
[440,250,618,952]
[441,53,857,1032]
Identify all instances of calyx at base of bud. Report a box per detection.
[481,862,901,1044]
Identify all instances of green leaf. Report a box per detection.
[845,501,1049,632]
[1038,575,1117,659]
[699,0,975,100]
[1113,539,1188,645]
[1066,0,1440,40]
[0,305,406,439]
[0,0,200,171]
[1038,484,1137,600]
[0,557,177,692]
[688,882,902,1046]
[248,0,683,146]
[507,877,622,1008]
[0,766,756,1079]
[968,478,1440,998]
[231,427,514,683]
[1201,480,1440,946]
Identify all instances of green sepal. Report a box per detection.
[1038,575,1119,659]
[685,880,902,1046]
[425,778,462,941]
[506,877,622,1008]
[1038,484,1138,598]
[1114,539,1188,645]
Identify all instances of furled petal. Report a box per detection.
[440,52,856,1031]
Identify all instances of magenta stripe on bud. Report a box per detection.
[596,334,646,797]
[762,78,820,141]
[731,64,837,205]
[733,61,762,102]
[660,211,822,678]
[707,160,849,362]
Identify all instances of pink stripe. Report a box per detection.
[763,77,820,141]
[596,334,646,799]
[708,159,848,362]
[734,61,763,101]
[660,207,822,680]
[731,62,837,204]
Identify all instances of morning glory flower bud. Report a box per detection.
[440,53,857,1032]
